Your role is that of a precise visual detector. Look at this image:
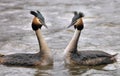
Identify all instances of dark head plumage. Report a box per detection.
[68,11,84,29]
[30,10,47,29]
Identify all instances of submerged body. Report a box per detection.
[0,11,53,66]
[64,11,117,66]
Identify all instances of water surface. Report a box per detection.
[0,0,120,76]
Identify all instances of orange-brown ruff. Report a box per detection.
[64,11,117,66]
[0,11,53,66]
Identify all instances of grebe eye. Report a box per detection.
[39,19,42,24]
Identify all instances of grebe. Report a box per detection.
[64,11,117,66]
[0,11,53,66]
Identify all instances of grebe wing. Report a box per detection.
[1,53,40,66]
[77,50,115,60]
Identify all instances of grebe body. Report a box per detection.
[64,12,117,66]
[0,11,53,66]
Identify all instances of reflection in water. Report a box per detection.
[34,66,53,76]
[67,66,89,75]
[66,65,106,75]
[0,0,120,76]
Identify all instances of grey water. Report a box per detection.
[0,0,120,76]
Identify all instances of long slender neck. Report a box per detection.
[65,29,81,53]
[35,29,50,54]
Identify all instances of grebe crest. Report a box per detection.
[30,11,47,30]
[68,11,84,30]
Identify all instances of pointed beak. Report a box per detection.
[39,20,48,28]
[67,24,73,28]
[67,21,76,28]
[43,23,48,28]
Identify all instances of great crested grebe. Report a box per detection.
[64,11,117,66]
[0,11,53,66]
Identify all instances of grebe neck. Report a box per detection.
[65,29,81,53]
[35,29,50,55]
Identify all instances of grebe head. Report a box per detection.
[30,10,47,30]
[68,11,84,30]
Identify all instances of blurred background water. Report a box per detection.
[0,0,120,76]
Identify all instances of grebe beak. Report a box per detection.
[67,21,76,28]
[40,20,48,28]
